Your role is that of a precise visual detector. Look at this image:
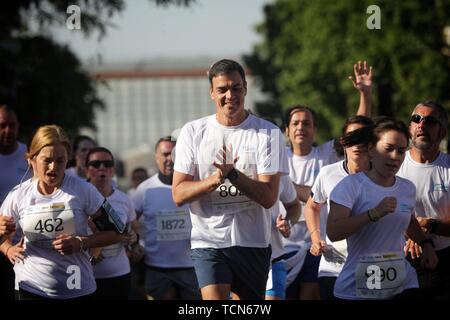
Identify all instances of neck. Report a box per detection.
[0,142,18,155]
[346,158,369,174]
[158,171,173,185]
[97,184,114,197]
[76,166,87,178]
[216,110,248,127]
[38,180,62,196]
[366,169,395,187]
[292,143,312,156]
[409,147,440,164]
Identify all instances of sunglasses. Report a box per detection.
[410,114,440,126]
[87,160,114,168]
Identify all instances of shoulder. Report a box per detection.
[396,176,416,194]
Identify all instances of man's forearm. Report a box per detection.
[233,171,279,209]
[173,174,220,206]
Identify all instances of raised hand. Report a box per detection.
[349,60,373,93]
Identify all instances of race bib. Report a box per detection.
[156,209,191,241]
[210,180,258,214]
[355,252,406,299]
[22,202,76,249]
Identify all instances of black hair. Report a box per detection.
[284,105,317,128]
[155,136,176,152]
[85,147,114,167]
[371,116,410,146]
[335,116,374,156]
[73,135,97,153]
[208,59,246,86]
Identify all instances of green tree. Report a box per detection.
[0,0,194,142]
[245,0,450,142]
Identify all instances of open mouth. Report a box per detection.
[46,172,58,181]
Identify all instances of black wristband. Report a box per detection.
[429,219,440,234]
[419,238,435,249]
[225,168,239,182]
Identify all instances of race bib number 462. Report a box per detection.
[22,202,76,248]
[355,252,406,299]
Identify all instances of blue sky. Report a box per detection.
[52,0,272,65]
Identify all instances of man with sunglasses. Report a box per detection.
[398,100,450,299]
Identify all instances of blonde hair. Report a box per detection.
[27,125,72,160]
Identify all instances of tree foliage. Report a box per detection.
[0,0,194,143]
[245,0,450,142]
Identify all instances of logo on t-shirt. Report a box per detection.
[432,183,449,192]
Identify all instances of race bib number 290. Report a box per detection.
[355,252,406,299]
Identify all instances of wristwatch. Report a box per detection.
[225,168,239,182]
[367,208,381,222]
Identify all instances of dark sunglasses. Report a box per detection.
[87,160,114,168]
[410,114,440,126]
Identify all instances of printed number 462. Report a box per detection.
[35,218,64,233]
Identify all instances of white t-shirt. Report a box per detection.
[0,174,104,299]
[133,174,193,268]
[397,151,450,251]
[330,172,418,300]
[270,175,298,261]
[174,114,289,249]
[93,189,136,279]
[283,140,341,251]
[0,142,31,205]
[311,161,349,278]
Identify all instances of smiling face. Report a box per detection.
[31,143,68,194]
[86,151,114,189]
[210,71,247,125]
[155,141,175,176]
[369,129,408,179]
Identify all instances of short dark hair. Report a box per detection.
[284,105,317,128]
[155,136,175,152]
[371,116,410,146]
[85,147,114,167]
[73,135,97,153]
[335,116,374,156]
[0,104,18,117]
[208,59,246,86]
[413,100,448,127]
[131,167,148,176]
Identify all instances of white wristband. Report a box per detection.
[75,236,84,252]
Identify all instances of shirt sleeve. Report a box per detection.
[257,126,289,175]
[311,171,326,204]
[174,123,196,176]
[330,175,359,210]
[279,175,297,204]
